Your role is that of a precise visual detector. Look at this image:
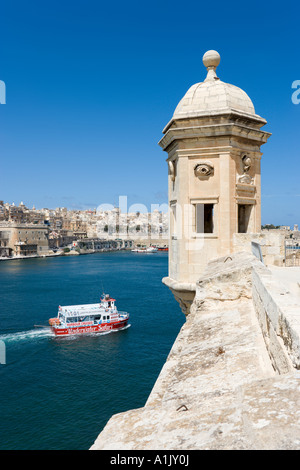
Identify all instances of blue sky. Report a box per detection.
[0,0,299,226]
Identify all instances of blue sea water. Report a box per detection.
[0,251,184,450]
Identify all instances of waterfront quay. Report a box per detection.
[0,232,134,261]
[0,201,168,261]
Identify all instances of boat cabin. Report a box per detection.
[57,297,118,326]
[100,294,116,309]
[58,312,111,325]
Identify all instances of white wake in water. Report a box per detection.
[0,328,53,343]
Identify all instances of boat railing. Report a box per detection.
[60,307,117,317]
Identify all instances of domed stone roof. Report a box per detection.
[173,50,256,119]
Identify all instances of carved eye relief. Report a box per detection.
[194,162,214,178]
[199,165,211,175]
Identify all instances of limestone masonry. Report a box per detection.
[91,253,300,449]
[159,49,271,315]
[91,51,300,450]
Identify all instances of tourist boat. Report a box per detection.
[49,294,130,336]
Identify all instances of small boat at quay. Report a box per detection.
[49,294,130,336]
[131,246,158,253]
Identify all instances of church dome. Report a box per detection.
[173,50,256,119]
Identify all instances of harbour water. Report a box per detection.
[0,251,184,450]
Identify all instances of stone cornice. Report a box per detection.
[159,121,271,151]
[162,110,268,134]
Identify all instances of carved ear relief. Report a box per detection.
[194,161,214,179]
[241,154,252,173]
[238,154,253,184]
[168,161,176,181]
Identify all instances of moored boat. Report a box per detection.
[132,246,158,253]
[49,294,130,336]
[157,245,168,251]
[141,246,158,253]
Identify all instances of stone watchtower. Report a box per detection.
[159,50,271,314]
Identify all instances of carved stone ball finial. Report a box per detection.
[202,50,220,68]
[203,50,220,81]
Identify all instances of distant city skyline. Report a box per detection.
[1,197,169,215]
[2,199,299,231]
[0,0,299,226]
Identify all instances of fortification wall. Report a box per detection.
[252,264,300,373]
[233,232,285,266]
[90,252,300,450]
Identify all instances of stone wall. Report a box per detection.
[0,223,49,257]
[233,231,285,266]
[252,264,300,373]
[90,252,300,450]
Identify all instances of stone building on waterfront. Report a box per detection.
[0,222,49,257]
[0,200,168,250]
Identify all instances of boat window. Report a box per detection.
[79,316,92,322]
[94,315,101,320]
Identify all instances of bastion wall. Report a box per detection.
[90,252,300,450]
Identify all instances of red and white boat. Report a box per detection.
[49,294,130,336]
